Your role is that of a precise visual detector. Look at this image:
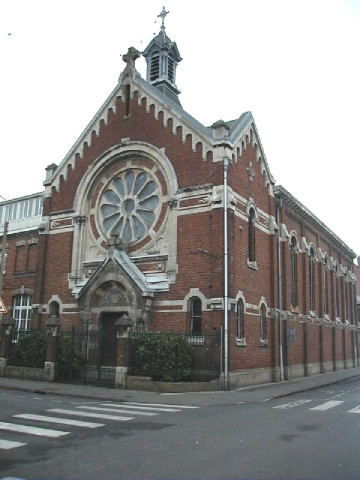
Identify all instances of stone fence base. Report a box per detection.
[125,375,220,393]
[3,365,52,382]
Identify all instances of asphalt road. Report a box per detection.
[1,378,360,479]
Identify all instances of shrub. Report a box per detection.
[9,331,46,367]
[58,334,87,366]
[130,333,193,382]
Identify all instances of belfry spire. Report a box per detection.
[142,7,182,105]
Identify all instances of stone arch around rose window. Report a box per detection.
[70,142,179,288]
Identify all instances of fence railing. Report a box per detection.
[128,332,221,382]
[5,328,222,385]
[56,327,117,386]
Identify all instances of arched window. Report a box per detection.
[309,247,316,312]
[344,272,349,320]
[323,257,329,316]
[50,301,60,317]
[260,304,267,342]
[236,299,245,339]
[190,298,202,335]
[290,236,298,308]
[335,263,340,319]
[248,208,256,263]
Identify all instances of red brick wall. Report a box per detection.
[0,230,38,315]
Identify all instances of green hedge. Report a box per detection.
[9,331,46,368]
[130,333,193,382]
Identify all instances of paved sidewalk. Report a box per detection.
[1,367,360,406]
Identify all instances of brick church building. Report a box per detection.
[0,11,358,389]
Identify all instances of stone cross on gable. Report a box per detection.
[122,46,141,69]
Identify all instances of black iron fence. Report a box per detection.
[128,332,221,382]
[6,327,221,386]
[57,326,117,387]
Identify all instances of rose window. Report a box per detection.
[98,170,160,244]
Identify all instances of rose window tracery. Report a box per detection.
[98,169,160,244]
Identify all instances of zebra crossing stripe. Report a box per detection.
[125,402,198,409]
[274,400,312,409]
[48,409,134,421]
[78,406,158,416]
[14,414,104,428]
[102,403,181,412]
[0,439,27,450]
[309,400,344,411]
[0,422,69,437]
[347,406,360,414]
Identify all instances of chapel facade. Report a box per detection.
[0,12,358,388]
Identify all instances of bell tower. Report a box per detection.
[142,7,182,105]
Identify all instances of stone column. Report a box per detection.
[44,315,61,381]
[70,215,87,284]
[114,314,133,388]
[0,316,16,377]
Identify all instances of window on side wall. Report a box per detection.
[309,247,316,313]
[290,236,298,310]
[190,297,202,336]
[236,299,246,346]
[335,263,340,320]
[323,257,329,318]
[260,304,267,345]
[247,207,257,269]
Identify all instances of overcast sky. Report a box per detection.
[1,0,359,257]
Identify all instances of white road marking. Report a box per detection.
[101,403,181,412]
[273,400,312,409]
[0,422,69,437]
[348,406,360,414]
[48,408,133,421]
[14,414,104,428]
[0,439,27,450]
[78,406,157,416]
[124,402,198,409]
[310,400,344,411]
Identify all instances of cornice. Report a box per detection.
[274,185,356,258]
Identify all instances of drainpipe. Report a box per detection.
[223,156,229,391]
[350,267,358,366]
[276,195,284,382]
[0,221,8,299]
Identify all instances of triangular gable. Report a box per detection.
[227,113,276,186]
[45,57,275,191]
[72,249,169,300]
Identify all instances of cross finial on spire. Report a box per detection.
[158,6,169,32]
